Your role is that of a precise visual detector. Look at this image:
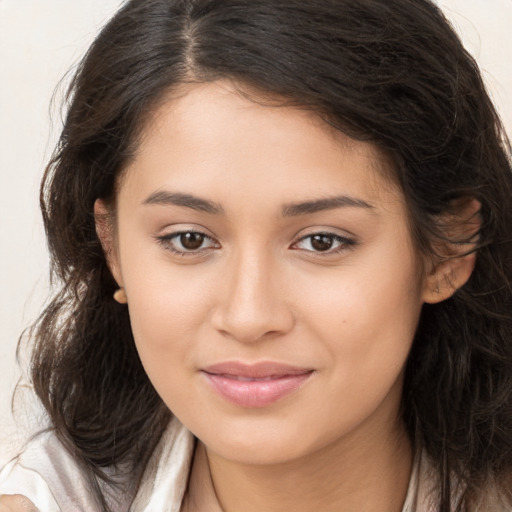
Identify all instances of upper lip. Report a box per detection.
[202,361,313,379]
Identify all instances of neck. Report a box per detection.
[200,419,412,512]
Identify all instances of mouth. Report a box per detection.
[201,361,314,408]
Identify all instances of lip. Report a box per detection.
[201,361,314,408]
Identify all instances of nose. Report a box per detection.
[211,249,295,343]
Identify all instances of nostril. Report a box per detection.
[209,259,295,342]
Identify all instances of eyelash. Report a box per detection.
[155,230,219,256]
[155,230,356,257]
[292,232,356,255]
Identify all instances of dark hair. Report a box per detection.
[30,0,512,510]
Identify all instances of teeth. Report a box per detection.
[228,375,276,382]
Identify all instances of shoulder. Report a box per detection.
[0,431,64,512]
[0,418,195,512]
[0,430,128,512]
[406,448,512,512]
[470,476,512,512]
[130,417,195,511]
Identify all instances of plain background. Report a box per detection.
[1,0,511,467]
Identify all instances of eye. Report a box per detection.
[292,232,355,254]
[156,230,219,255]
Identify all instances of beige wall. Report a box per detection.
[1,0,511,466]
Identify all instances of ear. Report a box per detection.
[422,198,481,304]
[94,199,124,288]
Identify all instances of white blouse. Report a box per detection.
[0,416,437,512]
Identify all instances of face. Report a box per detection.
[103,81,429,465]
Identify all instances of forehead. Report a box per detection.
[121,80,402,212]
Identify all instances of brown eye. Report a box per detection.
[310,234,334,251]
[157,230,218,255]
[292,232,355,255]
[180,232,205,250]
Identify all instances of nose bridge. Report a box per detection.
[214,243,292,342]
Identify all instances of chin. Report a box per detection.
[194,415,321,466]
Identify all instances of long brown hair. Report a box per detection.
[30,0,512,510]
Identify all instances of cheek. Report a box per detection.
[118,242,218,379]
[303,253,421,338]
[300,243,423,384]
[124,276,217,417]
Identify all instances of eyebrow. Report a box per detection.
[143,190,374,216]
[143,190,225,215]
[281,195,374,216]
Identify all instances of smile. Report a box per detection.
[201,362,314,408]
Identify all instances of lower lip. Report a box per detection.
[203,372,313,408]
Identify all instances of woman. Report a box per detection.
[1,0,511,510]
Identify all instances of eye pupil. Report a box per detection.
[180,232,205,250]
[311,234,334,251]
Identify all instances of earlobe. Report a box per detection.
[94,199,123,287]
[113,287,128,304]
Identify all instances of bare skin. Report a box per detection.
[0,495,38,512]
[181,406,413,512]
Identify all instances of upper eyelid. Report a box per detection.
[292,233,354,247]
[159,228,212,238]
[157,226,217,241]
[292,227,357,245]
[296,231,352,240]
[293,225,356,239]
[160,230,218,244]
